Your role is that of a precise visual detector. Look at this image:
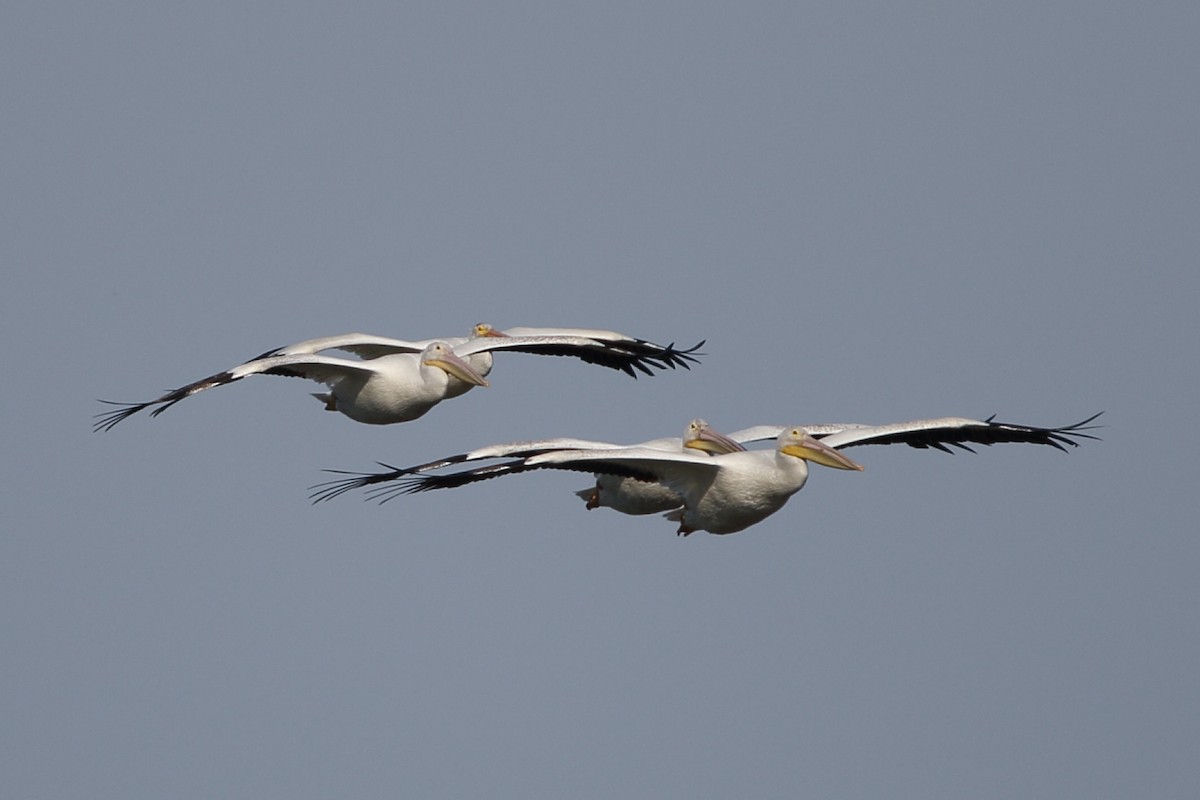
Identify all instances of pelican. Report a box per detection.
[94,325,703,431]
[318,414,1100,535]
[250,324,704,397]
[309,418,746,509]
[381,426,865,535]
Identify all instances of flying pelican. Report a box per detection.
[372,426,864,535]
[309,418,746,509]
[94,325,704,431]
[317,414,1100,535]
[250,324,704,396]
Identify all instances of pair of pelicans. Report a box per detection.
[96,324,1099,536]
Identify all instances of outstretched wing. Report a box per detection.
[818,414,1103,453]
[457,330,704,377]
[94,354,382,432]
[309,436,628,503]
[724,416,1101,453]
[346,445,723,505]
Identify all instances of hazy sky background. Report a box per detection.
[4,2,1198,798]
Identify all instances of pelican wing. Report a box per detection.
[818,414,1103,453]
[310,436,630,502]
[94,353,383,432]
[364,446,722,504]
[527,446,724,490]
[311,427,714,503]
[429,447,716,491]
[502,326,696,352]
[250,333,433,361]
[460,330,704,377]
[725,416,1101,452]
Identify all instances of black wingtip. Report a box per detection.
[1064,411,1105,432]
[1002,412,1105,451]
[92,400,149,433]
[663,340,705,368]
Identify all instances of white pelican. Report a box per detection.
[318,414,1100,535]
[250,324,704,397]
[387,426,864,535]
[94,325,704,431]
[309,418,746,509]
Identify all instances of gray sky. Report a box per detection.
[4,2,1198,798]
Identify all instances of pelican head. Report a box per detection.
[421,342,490,387]
[472,323,509,339]
[779,427,864,471]
[682,418,746,455]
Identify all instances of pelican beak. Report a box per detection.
[424,350,490,387]
[782,433,864,471]
[684,427,746,455]
[475,324,509,338]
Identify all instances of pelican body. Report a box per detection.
[306,343,488,424]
